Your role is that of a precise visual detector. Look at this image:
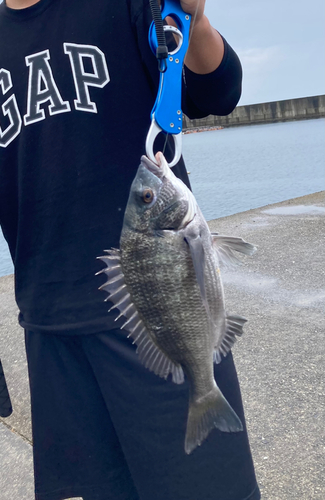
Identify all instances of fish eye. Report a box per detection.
[142,188,154,204]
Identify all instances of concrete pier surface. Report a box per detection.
[0,191,324,500]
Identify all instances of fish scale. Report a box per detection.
[121,233,210,364]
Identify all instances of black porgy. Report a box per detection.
[98,152,256,454]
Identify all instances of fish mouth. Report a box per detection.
[141,152,170,180]
[141,152,197,229]
[141,154,159,173]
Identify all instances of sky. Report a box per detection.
[205,0,325,105]
[0,0,324,105]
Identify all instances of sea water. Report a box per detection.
[182,118,324,220]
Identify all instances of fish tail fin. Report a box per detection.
[185,385,243,455]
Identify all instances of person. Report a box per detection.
[0,0,260,499]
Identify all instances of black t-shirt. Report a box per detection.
[0,0,242,334]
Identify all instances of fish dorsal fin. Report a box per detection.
[97,250,184,384]
[213,315,247,364]
[211,234,256,267]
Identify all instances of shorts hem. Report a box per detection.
[35,483,260,500]
[242,484,261,500]
[35,481,114,500]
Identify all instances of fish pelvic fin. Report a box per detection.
[185,385,243,455]
[211,234,257,268]
[214,315,247,364]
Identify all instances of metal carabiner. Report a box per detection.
[145,115,183,168]
[146,0,191,167]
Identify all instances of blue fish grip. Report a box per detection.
[148,0,191,135]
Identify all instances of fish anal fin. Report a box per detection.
[214,315,247,364]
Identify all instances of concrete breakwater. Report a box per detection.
[183,95,325,129]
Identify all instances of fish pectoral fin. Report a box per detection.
[185,385,243,454]
[214,315,247,364]
[211,234,257,268]
[183,227,211,317]
[97,248,184,385]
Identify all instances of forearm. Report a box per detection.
[132,1,242,118]
[182,37,242,118]
[185,15,224,75]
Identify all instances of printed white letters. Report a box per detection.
[0,69,22,148]
[64,43,110,113]
[24,50,71,126]
[0,44,110,147]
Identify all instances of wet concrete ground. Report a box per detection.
[0,191,324,500]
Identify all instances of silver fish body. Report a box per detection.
[98,153,256,454]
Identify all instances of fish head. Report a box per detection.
[122,152,197,234]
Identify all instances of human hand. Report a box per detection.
[158,0,223,74]
[157,0,206,26]
[178,0,205,25]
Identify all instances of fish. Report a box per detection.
[97,152,256,454]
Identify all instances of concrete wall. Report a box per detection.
[183,95,325,130]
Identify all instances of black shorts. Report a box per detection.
[25,328,260,500]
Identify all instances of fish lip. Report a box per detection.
[141,152,170,179]
[141,153,196,227]
[140,155,162,177]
